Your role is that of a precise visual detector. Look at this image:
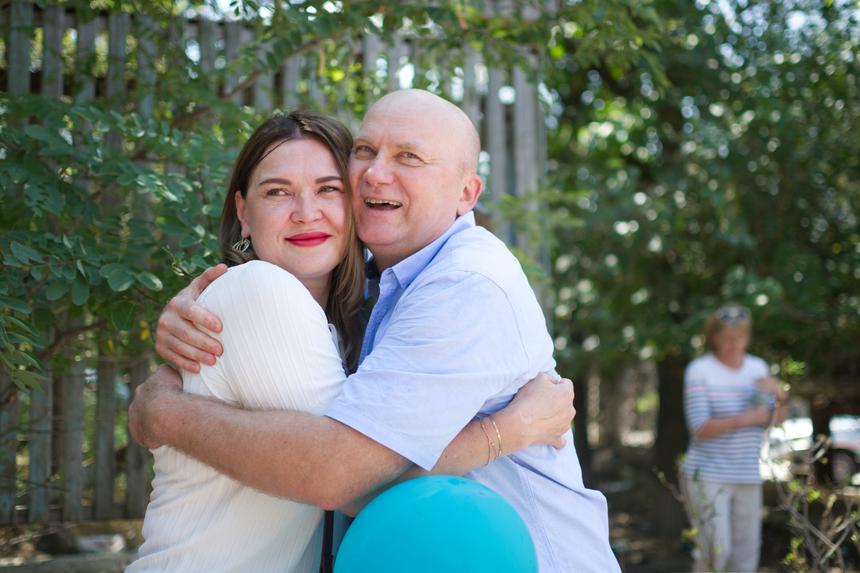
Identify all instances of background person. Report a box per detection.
[682,304,789,572]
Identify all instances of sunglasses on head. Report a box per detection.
[717,306,749,324]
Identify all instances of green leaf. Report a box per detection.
[71,279,90,306]
[45,280,68,301]
[0,297,31,314]
[10,241,42,264]
[100,263,135,292]
[107,268,135,292]
[110,302,137,331]
[136,271,163,291]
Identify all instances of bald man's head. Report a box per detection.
[349,88,485,269]
[365,89,481,175]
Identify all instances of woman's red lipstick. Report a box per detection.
[286,232,331,247]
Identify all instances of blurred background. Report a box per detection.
[1,0,859,571]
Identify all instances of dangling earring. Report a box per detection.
[232,237,251,253]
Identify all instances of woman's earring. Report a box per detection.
[232,237,251,253]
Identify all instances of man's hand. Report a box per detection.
[155,264,228,372]
[502,373,575,450]
[128,364,185,449]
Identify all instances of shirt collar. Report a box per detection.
[381,212,476,290]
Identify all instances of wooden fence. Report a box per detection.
[0,0,548,524]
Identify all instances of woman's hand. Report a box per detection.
[496,373,576,451]
[757,376,788,402]
[155,264,228,372]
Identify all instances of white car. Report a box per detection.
[764,415,860,484]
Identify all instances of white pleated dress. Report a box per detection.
[127,260,347,573]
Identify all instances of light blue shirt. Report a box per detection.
[326,213,620,573]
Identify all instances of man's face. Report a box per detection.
[348,98,479,270]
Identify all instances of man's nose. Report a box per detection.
[363,156,394,187]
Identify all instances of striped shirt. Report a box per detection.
[683,353,770,484]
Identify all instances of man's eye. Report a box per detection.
[353,145,375,157]
[399,151,423,163]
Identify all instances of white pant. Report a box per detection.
[684,478,762,572]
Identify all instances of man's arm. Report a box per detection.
[130,365,410,510]
[130,366,575,511]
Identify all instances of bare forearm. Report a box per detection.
[340,410,527,515]
[694,411,756,440]
[159,392,409,509]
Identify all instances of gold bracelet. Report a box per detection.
[478,418,493,466]
[489,415,503,460]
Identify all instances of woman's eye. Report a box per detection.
[319,185,341,194]
[266,188,291,197]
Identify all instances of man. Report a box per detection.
[131,89,620,572]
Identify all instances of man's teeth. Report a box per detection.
[365,199,402,207]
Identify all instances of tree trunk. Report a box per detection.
[572,370,592,484]
[653,354,690,540]
[810,397,836,483]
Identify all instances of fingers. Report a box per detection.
[172,293,223,334]
[190,264,228,299]
[558,377,575,401]
[156,333,215,372]
[156,309,221,360]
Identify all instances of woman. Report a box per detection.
[682,304,789,572]
[128,112,572,573]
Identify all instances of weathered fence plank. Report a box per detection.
[125,358,152,518]
[60,357,85,522]
[462,48,481,128]
[7,0,33,95]
[281,55,301,110]
[136,16,157,120]
[74,16,97,104]
[254,39,275,112]
[387,36,405,91]
[41,4,64,98]
[224,21,244,104]
[94,356,118,519]
[0,368,20,524]
[28,373,52,522]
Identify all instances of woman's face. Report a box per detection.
[236,138,348,294]
[712,326,750,364]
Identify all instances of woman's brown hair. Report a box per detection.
[219,111,365,371]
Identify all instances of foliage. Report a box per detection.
[543,0,860,396]
[0,0,667,388]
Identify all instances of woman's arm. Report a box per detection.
[693,406,771,440]
[341,373,575,515]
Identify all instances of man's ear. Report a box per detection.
[235,191,251,237]
[456,174,484,216]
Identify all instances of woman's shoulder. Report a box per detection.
[687,353,716,373]
[201,260,319,311]
[743,353,769,374]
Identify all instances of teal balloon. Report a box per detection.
[334,475,537,573]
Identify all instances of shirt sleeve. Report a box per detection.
[326,271,531,470]
[683,362,711,434]
[195,260,346,416]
